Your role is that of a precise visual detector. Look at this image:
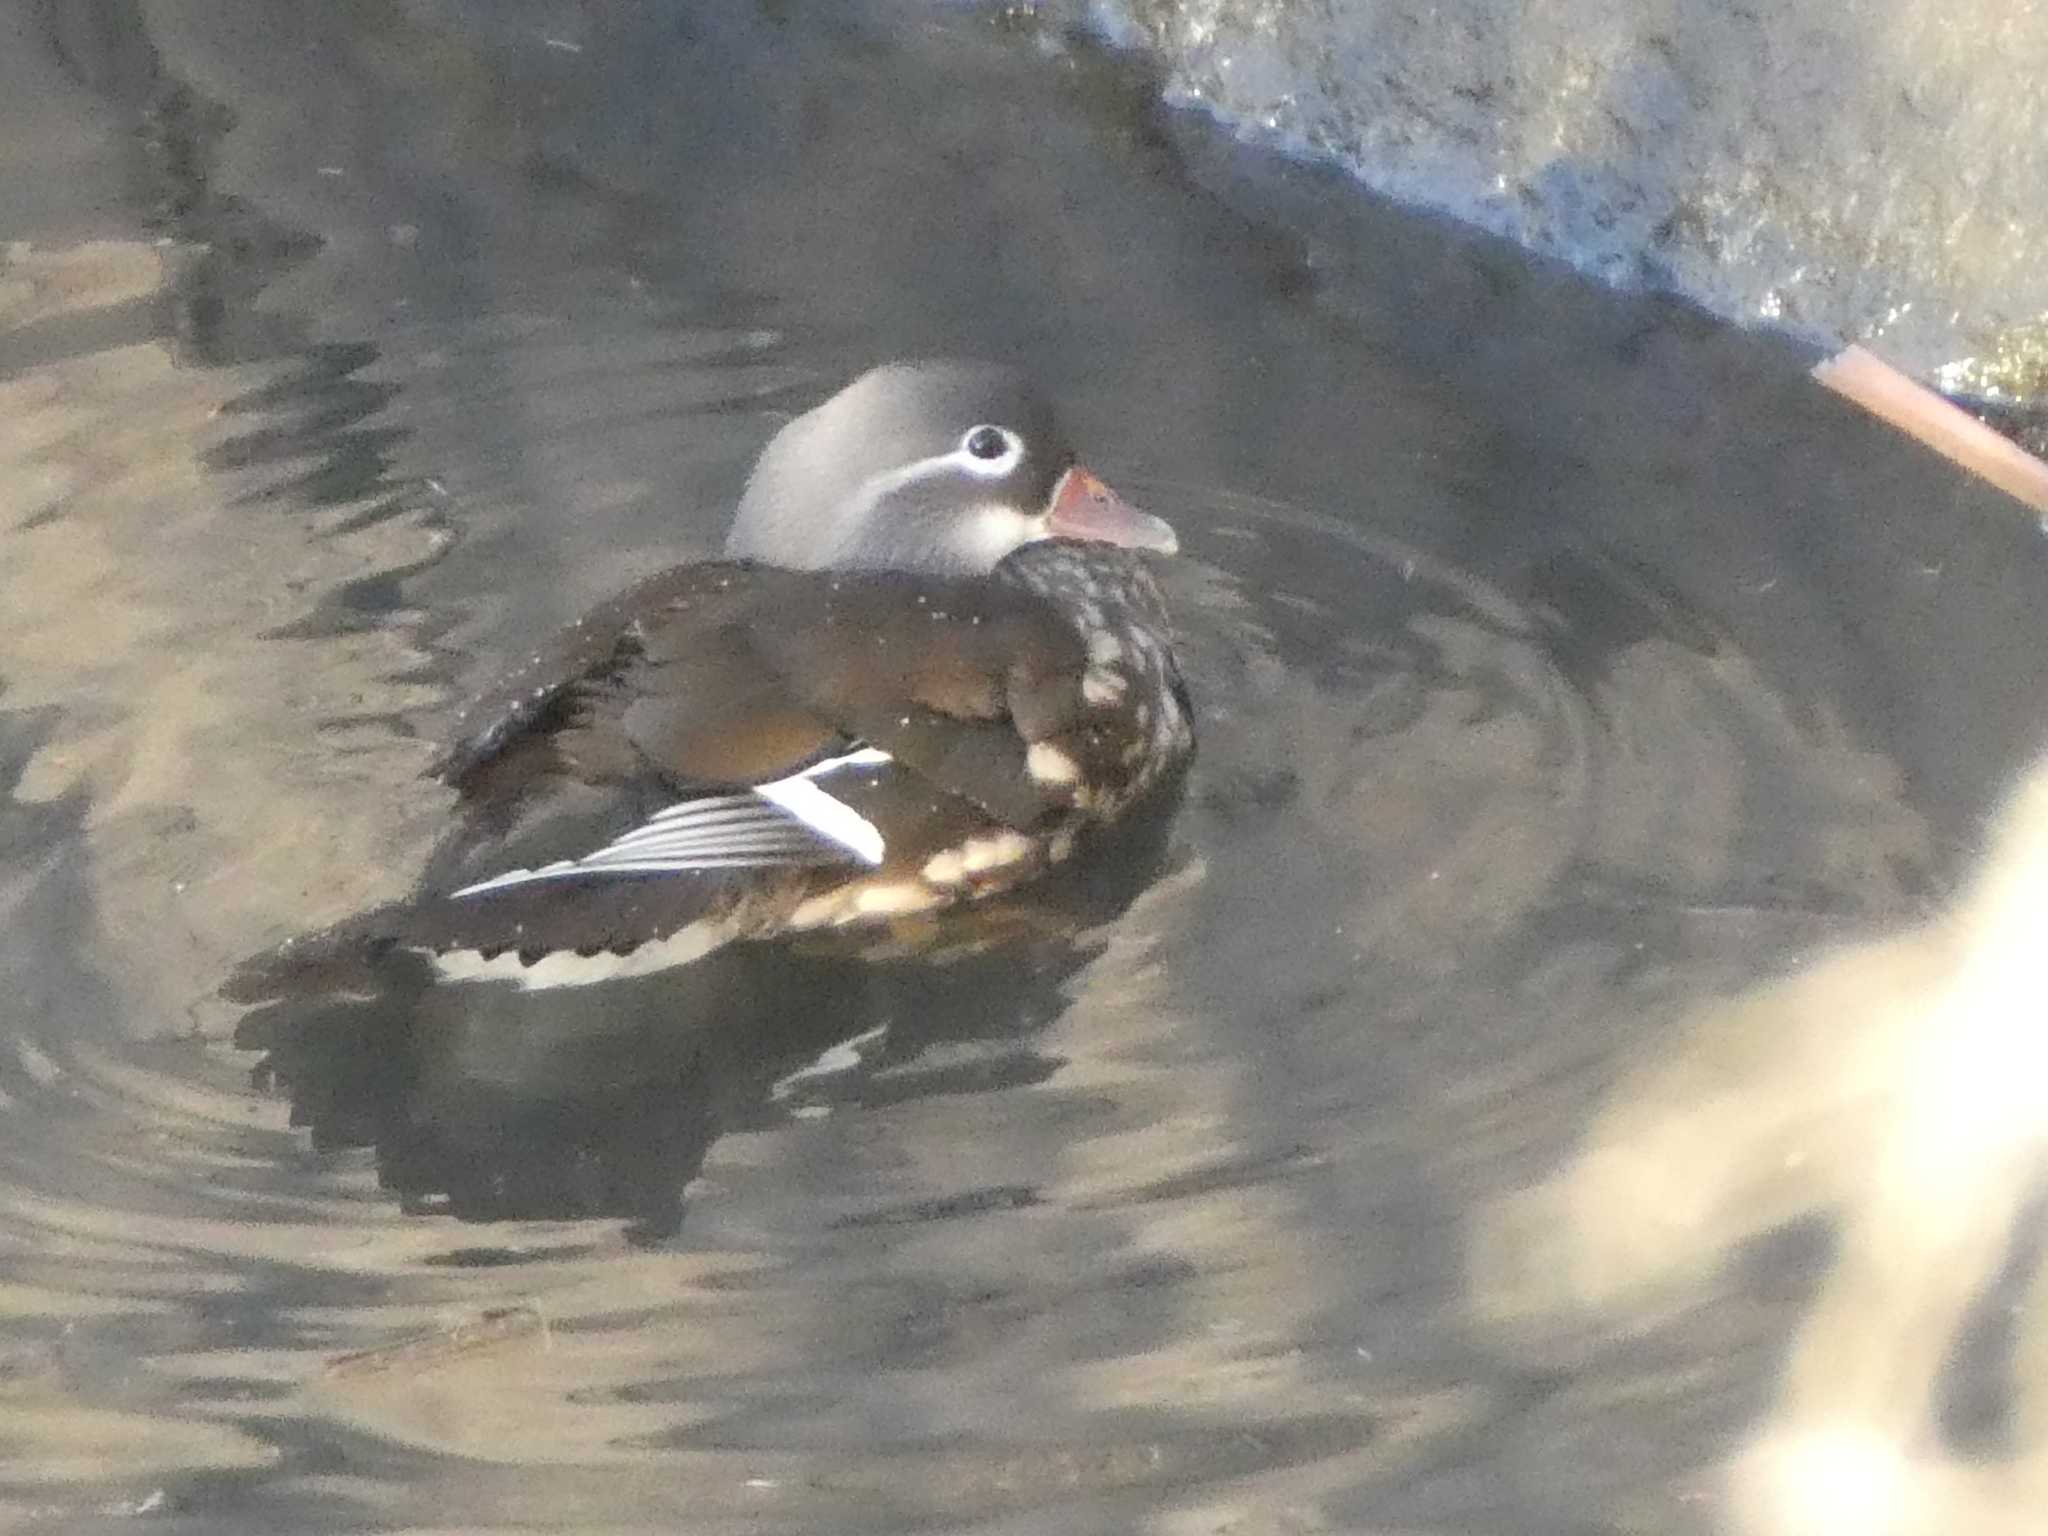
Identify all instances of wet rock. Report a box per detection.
[1096,0,2048,394]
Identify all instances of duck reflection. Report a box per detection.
[234,794,1183,1243]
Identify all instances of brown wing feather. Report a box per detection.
[431,559,1091,829]
[736,572,1088,822]
[431,564,835,798]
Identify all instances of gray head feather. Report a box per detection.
[723,361,1070,577]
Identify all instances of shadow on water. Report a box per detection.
[234,798,1187,1245]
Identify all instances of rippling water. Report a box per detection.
[4,3,2048,1533]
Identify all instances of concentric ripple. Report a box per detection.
[2,243,1945,1523]
[0,258,1955,1536]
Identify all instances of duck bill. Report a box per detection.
[1045,465,1178,555]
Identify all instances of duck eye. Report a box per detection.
[964,425,1013,462]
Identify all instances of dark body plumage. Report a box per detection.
[229,538,1189,1004]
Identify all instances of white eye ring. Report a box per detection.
[957,424,1024,478]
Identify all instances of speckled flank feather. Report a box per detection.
[992,540,1194,819]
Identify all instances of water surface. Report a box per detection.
[3,4,2046,1532]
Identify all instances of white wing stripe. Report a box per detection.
[754,777,885,865]
[640,800,786,826]
[579,836,823,864]
[805,747,894,774]
[449,748,893,898]
[606,811,797,846]
[450,842,832,897]
[584,827,817,851]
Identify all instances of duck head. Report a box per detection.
[723,360,1177,576]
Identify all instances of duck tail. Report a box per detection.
[220,907,425,1006]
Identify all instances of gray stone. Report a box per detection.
[1100,0,2048,394]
